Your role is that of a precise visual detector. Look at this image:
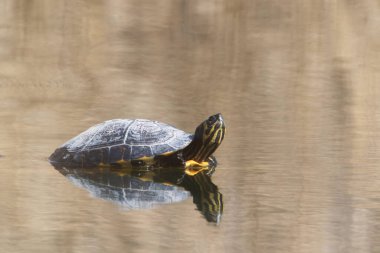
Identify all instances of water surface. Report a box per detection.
[1,1,380,253]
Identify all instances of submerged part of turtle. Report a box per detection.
[54,165,223,223]
[49,114,225,169]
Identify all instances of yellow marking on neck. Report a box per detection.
[211,128,223,143]
[193,146,205,161]
[185,160,209,168]
[185,167,207,176]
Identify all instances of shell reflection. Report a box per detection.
[53,166,223,223]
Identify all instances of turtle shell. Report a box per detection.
[50,119,193,165]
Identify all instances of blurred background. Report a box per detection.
[1,1,380,252]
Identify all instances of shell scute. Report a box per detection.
[131,146,153,160]
[86,120,132,149]
[109,146,126,163]
[151,144,175,155]
[126,120,175,145]
[87,149,102,165]
[64,125,98,152]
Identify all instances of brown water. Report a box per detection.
[1,1,380,252]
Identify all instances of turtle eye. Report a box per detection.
[207,116,216,125]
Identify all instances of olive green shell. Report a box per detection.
[50,119,193,166]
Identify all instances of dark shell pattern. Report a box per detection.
[61,119,193,163]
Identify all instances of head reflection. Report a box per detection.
[53,165,223,223]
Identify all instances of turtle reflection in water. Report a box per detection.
[54,165,223,223]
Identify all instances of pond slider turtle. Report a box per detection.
[50,113,225,169]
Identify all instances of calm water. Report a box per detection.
[1,1,380,252]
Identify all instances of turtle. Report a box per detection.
[49,113,225,169]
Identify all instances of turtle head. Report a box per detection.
[184,113,225,162]
[196,113,225,146]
